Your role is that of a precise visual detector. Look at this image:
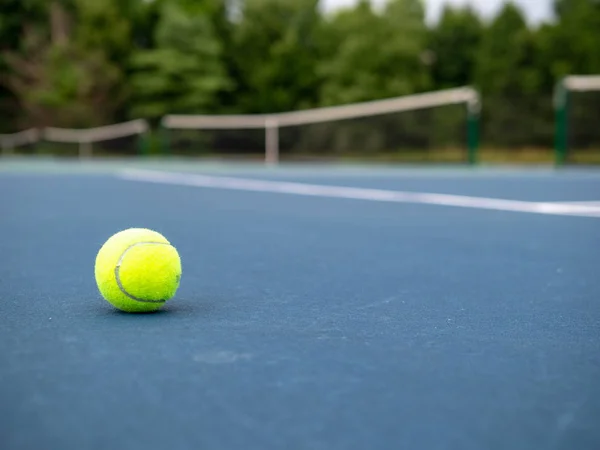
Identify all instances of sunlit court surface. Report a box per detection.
[1,158,599,450]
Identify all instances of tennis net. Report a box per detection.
[162,87,480,164]
[0,129,40,156]
[43,119,150,157]
[1,120,150,157]
[555,75,600,164]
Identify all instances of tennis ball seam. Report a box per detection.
[114,241,174,304]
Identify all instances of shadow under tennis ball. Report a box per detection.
[94,297,219,317]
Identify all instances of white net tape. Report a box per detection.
[43,119,149,143]
[0,128,40,151]
[564,75,600,92]
[1,119,149,157]
[163,87,479,130]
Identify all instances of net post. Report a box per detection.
[466,92,480,165]
[1,140,14,157]
[32,129,41,155]
[161,125,170,155]
[136,122,151,156]
[554,79,568,166]
[159,118,170,156]
[139,131,151,156]
[136,130,148,156]
[80,139,92,159]
[265,118,279,165]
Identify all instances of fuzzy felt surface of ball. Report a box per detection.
[94,228,182,312]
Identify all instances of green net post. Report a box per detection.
[159,124,170,155]
[137,130,150,156]
[554,80,568,166]
[466,94,480,165]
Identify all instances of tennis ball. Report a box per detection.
[94,228,182,313]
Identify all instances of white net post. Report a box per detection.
[265,118,279,165]
[80,140,93,158]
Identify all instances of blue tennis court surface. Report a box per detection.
[1,159,600,450]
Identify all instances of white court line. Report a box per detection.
[119,169,600,218]
[555,201,600,207]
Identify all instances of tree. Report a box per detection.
[74,0,132,65]
[474,2,551,148]
[318,0,430,106]
[128,2,230,119]
[548,0,600,76]
[228,0,323,113]
[2,0,128,128]
[475,3,539,95]
[0,0,47,131]
[428,5,482,89]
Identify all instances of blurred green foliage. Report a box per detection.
[129,1,230,118]
[1,0,600,152]
[319,0,430,105]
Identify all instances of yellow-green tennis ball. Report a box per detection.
[94,228,182,313]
